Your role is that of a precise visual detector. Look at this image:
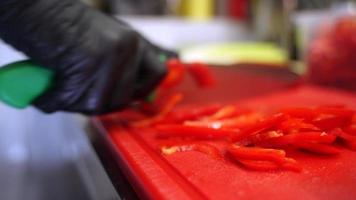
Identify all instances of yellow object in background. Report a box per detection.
[180,42,289,66]
[179,0,215,21]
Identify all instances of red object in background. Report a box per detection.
[95,85,356,200]
[308,16,356,91]
[333,17,356,50]
[228,0,248,21]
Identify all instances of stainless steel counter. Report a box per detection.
[0,104,119,200]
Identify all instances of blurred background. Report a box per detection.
[0,0,355,200]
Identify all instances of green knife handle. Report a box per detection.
[0,60,54,108]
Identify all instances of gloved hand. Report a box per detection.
[0,0,175,115]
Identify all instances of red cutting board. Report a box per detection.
[95,86,356,200]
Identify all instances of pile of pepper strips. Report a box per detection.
[109,59,356,172]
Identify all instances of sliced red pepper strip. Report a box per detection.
[311,107,354,130]
[159,93,183,115]
[278,118,320,133]
[228,145,301,172]
[314,107,354,118]
[329,128,356,151]
[155,124,239,140]
[227,145,287,164]
[329,128,356,141]
[165,104,223,123]
[238,159,301,172]
[184,112,263,129]
[345,140,356,151]
[249,130,284,145]
[312,114,352,130]
[160,59,186,89]
[161,143,222,160]
[280,107,317,121]
[232,113,287,142]
[295,143,341,155]
[264,132,336,147]
[282,158,303,172]
[344,124,356,135]
[203,105,237,121]
[238,160,280,171]
[132,93,183,127]
[186,62,216,88]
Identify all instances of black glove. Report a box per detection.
[0,0,175,115]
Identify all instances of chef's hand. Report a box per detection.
[0,0,175,115]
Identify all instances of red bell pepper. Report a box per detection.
[155,124,239,140]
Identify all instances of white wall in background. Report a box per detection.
[119,16,253,50]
